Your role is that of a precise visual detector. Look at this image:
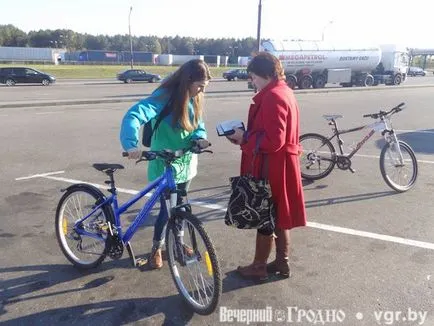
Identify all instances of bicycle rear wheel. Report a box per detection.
[379,140,418,192]
[299,133,336,180]
[165,211,222,315]
[55,184,114,269]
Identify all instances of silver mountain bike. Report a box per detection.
[299,102,418,192]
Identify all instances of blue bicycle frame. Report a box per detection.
[74,165,177,244]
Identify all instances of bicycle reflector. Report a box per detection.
[62,219,68,235]
[204,251,213,276]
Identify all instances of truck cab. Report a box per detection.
[373,45,409,85]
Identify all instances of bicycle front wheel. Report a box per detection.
[299,133,336,180]
[380,140,418,192]
[55,184,114,269]
[165,211,222,315]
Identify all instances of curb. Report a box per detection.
[0,92,253,109]
[295,83,434,93]
[1,84,434,109]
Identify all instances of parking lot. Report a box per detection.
[0,82,433,325]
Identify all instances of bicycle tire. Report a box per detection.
[299,133,336,180]
[165,211,222,315]
[55,184,115,269]
[379,140,418,192]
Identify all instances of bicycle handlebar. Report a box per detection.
[363,102,405,119]
[122,139,213,163]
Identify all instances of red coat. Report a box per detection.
[240,80,307,230]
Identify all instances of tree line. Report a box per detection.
[0,24,257,58]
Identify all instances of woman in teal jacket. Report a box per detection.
[120,59,211,269]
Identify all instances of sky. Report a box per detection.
[0,0,432,49]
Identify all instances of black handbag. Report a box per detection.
[224,133,276,233]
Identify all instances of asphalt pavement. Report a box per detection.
[1,76,434,108]
[0,83,433,325]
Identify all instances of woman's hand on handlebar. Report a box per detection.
[190,138,212,153]
[126,149,141,160]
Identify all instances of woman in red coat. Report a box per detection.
[227,52,307,281]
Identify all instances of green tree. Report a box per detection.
[84,34,109,50]
[28,30,53,47]
[109,34,129,51]
[0,23,257,58]
[148,37,162,54]
[0,24,28,46]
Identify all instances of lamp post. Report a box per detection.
[129,6,134,69]
[321,20,333,42]
[256,0,262,52]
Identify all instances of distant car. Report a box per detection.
[117,69,161,83]
[0,67,56,86]
[407,67,427,76]
[160,72,174,83]
[222,69,249,81]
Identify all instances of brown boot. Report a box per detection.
[267,228,291,278]
[237,232,274,281]
[150,247,163,269]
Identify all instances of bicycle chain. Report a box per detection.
[336,156,352,170]
[107,234,124,260]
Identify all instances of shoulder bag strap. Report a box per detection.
[152,97,172,139]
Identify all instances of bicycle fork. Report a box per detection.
[383,129,405,166]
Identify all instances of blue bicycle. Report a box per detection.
[55,139,222,315]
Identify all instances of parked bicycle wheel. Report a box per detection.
[379,140,418,192]
[299,133,336,180]
[166,211,222,315]
[55,184,114,269]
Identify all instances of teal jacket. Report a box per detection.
[120,88,207,184]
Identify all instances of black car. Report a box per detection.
[0,67,56,86]
[117,69,162,83]
[222,69,249,81]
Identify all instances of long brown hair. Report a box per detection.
[157,59,211,132]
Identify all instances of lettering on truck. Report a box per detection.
[279,54,327,61]
[339,56,370,61]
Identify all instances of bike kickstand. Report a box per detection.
[126,241,148,268]
[349,167,356,173]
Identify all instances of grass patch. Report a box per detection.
[0,64,239,79]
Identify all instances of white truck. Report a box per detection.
[258,40,409,89]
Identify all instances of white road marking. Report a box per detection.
[307,222,434,250]
[348,153,434,164]
[35,112,62,115]
[396,129,434,134]
[16,172,434,251]
[43,175,140,195]
[15,170,65,181]
[305,150,434,164]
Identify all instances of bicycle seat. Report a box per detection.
[323,114,343,121]
[92,163,125,173]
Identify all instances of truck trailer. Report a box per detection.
[258,40,409,89]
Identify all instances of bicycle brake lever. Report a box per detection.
[135,158,147,164]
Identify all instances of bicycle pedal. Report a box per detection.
[135,257,148,267]
[96,221,109,231]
